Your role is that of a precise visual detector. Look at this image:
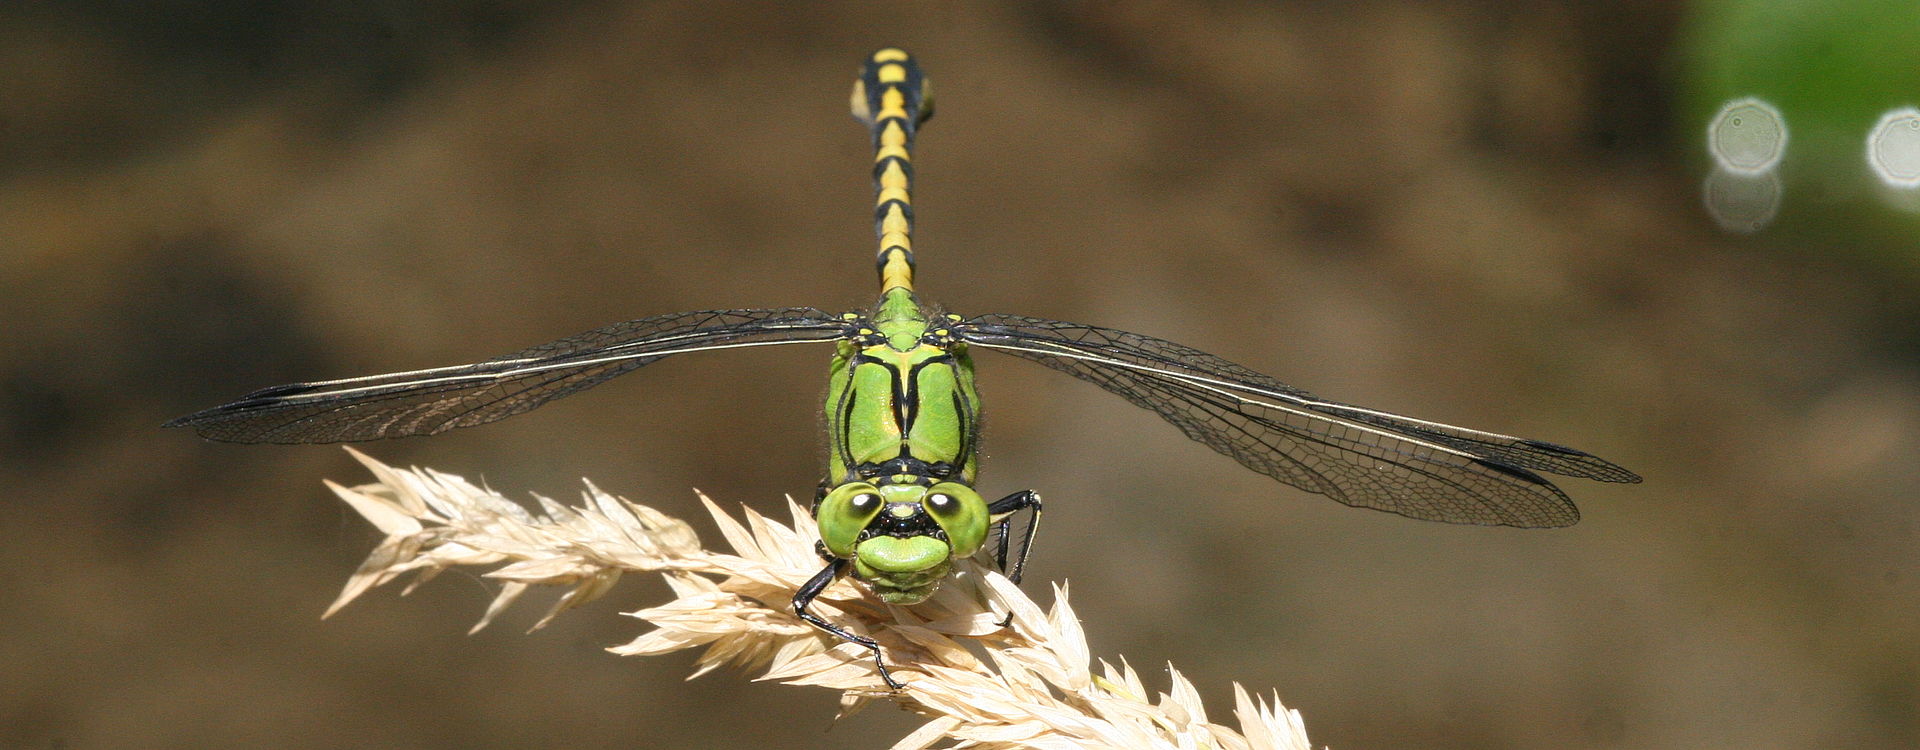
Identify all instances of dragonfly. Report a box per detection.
[168,48,1641,688]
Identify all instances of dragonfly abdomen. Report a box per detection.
[851,48,931,294]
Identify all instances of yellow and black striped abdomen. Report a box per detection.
[851,48,932,294]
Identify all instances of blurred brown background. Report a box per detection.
[5,1,1918,747]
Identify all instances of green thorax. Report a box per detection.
[824,287,979,486]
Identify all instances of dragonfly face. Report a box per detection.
[816,480,989,604]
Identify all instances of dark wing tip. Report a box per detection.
[158,409,270,443]
[160,399,330,444]
[1519,439,1643,484]
[163,378,329,435]
[161,405,231,432]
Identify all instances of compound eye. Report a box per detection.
[850,492,881,514]
[918,484,987,557]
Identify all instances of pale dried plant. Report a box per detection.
[323,448,1316,750]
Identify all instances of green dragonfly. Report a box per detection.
[168,48,1640,688]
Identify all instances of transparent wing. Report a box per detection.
[167,308,850,444]
[955,314,1640,527]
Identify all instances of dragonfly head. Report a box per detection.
[816,479,988,604]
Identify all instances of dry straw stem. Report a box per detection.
[323,448,1316,750]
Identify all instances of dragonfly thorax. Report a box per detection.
[824,293,981,489]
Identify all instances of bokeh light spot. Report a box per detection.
[1866,107,1920,187]
[1707,98,1787,174]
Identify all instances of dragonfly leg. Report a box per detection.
[986,490,1042,585]
[983,490,1043,630]
[991,518,1011,573]
[792,557,904,690]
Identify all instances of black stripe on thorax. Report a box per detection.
[850,455,955,482]
[831,361,859,472]
[847,352,954,437]
[849,354,908,437]
[952,388,973,470]
[901,354,953,432]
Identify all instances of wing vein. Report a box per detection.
[168,307,849,443]
[956,314,1610,527]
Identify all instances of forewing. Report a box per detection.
[167,308,849,444]
[956,314,1637,527]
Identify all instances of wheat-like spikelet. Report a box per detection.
[322,448,1316,750]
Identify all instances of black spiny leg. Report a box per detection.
[984,490,1042,629]
[792,557,903,690]
[987,490,1043,584]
